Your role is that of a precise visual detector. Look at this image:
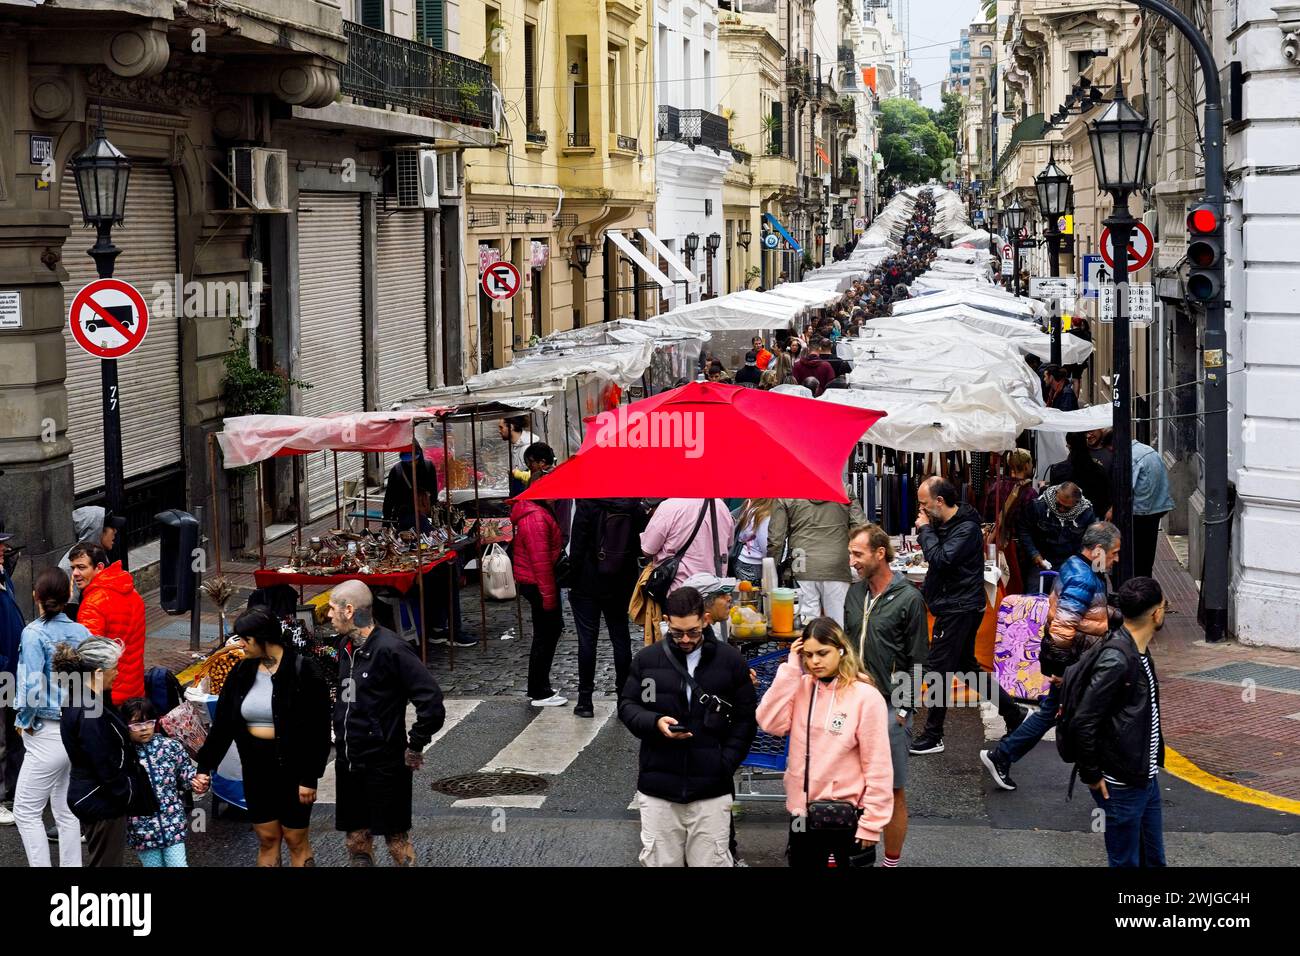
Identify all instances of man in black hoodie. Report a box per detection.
[618,587,757,867]
[910,477,1024,755]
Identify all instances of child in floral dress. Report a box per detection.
[123,698,208,867]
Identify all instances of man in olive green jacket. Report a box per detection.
[768,484,866,627]
[843,523,930,868]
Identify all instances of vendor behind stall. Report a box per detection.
[381,445,474,649]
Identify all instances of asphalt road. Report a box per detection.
[3,693,1295,868]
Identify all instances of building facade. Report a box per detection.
[0,0,494,599]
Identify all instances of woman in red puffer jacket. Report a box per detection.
[510,498,565,706]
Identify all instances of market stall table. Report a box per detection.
[253,549,458,594]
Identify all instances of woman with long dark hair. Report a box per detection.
[194,606,332,866]
[13,568,90,866]
[756,617,893,868]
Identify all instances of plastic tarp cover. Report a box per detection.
[650,290,801,332]
[467,340,657,391]
[764,284,844,308]
[892,287,1043,321]
[889,306,1093,364]
[217,409,448,467]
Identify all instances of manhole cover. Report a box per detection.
[431,772,548,798]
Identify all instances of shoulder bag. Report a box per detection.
[643,501,711,606]
[660,643,734,735]
[803,683,860,832]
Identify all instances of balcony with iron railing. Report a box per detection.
[340,20,494,128]
[657,105,731,153]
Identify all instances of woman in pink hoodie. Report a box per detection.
[510,497,565,707]
[756,617,894,868]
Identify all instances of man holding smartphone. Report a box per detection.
[618,586,757,867]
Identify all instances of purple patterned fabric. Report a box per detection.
[995,593,1051,701]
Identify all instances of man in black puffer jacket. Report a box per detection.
[910,477,1024,756]
[618,587,756,867]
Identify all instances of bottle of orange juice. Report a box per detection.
[769,587,797,635]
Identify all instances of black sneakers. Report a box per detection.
[980,749,1018,791]
[909,734,945,755]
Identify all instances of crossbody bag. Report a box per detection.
[803,683,860,832]
[660,643,735,735]
[643,501,711,606]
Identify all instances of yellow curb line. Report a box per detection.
[176,588,335,686]
[1164,746,1300,816]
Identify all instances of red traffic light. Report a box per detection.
[1188,205,1219,234]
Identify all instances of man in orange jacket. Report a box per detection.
[750,336,774,371]
[68,543,146,706]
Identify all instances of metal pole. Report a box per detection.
[442,416,456,671]
[292,454,304,604]
[207,433,223,578]
[1126,0,1228,642]
[1107,207,1136,587]
[255,461,265,568]
[86,220,127,568]
[410,425,427,663]
[469,413,487,646]
[1046,226,1062,366]
[190,503,204,653]
[333,452,342,530]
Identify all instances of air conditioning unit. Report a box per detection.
[388,148,440,209]
[438,151,461,199]
[228,147,289,212]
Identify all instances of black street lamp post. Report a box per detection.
[72,112,132,568]
[1036,144,1073,366]
[1089,79,1155,588]
[1003,199,1026,297]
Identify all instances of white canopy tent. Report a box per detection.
[649,289,803,332]
[764,283,844,309]
[885,306,1093,364]
[892,287,1045,321]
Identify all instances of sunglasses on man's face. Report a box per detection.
[668,627,704,640]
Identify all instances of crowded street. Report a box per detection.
[0,1,1297,931]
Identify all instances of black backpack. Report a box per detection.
[1055,632,1138,766]
[595,505,638,577]
[145,666,183,716]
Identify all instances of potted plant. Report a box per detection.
[744,265,762,288]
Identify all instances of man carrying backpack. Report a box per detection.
[1069,577,1167,867]
[568,498,649,718]
[980,522,1121,791]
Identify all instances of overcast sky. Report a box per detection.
[901,0,984,110]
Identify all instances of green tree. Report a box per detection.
[878,97,954,185]
[981,0,997,20]
[933,91,963,148]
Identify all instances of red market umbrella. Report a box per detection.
[519,381,885,502]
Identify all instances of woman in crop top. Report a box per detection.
[195,607,331,866]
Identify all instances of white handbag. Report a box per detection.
[481,542,517,600]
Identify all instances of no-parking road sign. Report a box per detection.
[481,261,522,300]
[68,278,150,359]
[1100,221,1154,272]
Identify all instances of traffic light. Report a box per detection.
[1186,202,1223,304]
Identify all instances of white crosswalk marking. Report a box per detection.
[316,698,482,805]
[451,701,617,809]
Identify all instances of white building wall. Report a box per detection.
[654,0,730,304]
[1224,1,1300,649]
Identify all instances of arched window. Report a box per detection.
[981,45,992,58]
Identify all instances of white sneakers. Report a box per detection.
[530,693,568,707]
[0,805,15,826]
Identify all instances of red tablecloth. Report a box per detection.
[253,550,457,594]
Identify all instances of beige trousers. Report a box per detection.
[636,791,734,867]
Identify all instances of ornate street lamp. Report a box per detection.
[1088,78,1154,587]
[683,231,700,262]
[72,109,133,566]
[1036,143,1074,365]
[736,225,752,249]
[706,232,722,255]
[1002,198,1026,297]
[569,239,593,276]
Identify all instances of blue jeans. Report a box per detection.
[1090,776,1166,867]
[993,682,1059,764]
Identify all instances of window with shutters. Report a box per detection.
[360,0,384,31]
[416,0,445,48]
[524,23,538,132]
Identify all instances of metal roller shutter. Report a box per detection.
[297,192,365,522]
[376,209,429,408]
[61,165,182,494]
